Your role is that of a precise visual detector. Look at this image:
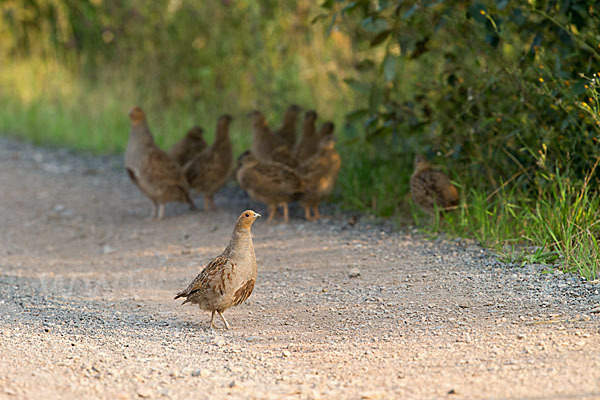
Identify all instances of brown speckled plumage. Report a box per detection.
[236,152,305,223]
[184,115,234,211]
[410,155,459,216]
[270,145,297,167]
[174,210,261,329]
[168,126,207,167]
[124,106,195,220]
[297,133,341,221]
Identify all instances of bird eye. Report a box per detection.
[245,213,250,217]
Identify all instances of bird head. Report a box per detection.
[248,110,264,121]
[186,126,204,140]
[236,210,261,230]
[236,150,258,170]
[304,110,318,122]
[285,104,302,119]
[319,122,335,137]
[128,106,146,124]
[219,114,234,125]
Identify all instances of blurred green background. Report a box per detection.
[0,0,356,152]
[1,0,600,278]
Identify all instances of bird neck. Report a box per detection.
[303,122,315,136]
[225,227,253,255]
[130,121,155,145]
[282,114,297,128]
[253,120,269,134]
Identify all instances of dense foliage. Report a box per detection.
[0,0,354,149]
[321,0,600,188]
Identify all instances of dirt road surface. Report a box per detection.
[1,138,600,399]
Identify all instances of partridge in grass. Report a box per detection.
[175,210,261,329]
[249,110,287,163]
[236,152,305,223]
[125,106,195,220]
[184,115,234,211]
[275,104,302,148]
[297,133,341,221]
[168,126,207,167]
[294,110,319,164]
[410,155,459,217]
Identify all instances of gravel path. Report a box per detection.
[1,137,599,400]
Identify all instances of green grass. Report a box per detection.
[423,169,600,281]
[0,59,259,155]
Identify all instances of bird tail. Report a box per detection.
[174,291,186,300]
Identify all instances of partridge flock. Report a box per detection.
[125,104,343,222]
[122,104,459,329]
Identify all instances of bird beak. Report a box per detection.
[254,212,261,218]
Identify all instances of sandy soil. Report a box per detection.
[1,138,599,400]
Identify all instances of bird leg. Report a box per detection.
[147,202,159,220]
[156,204,165,220]
[210,310,216,330]
[312,205,321,220]
[303,205,312,221]
[217,311,230,330]
[280,202,290,223]
[204,195,216,211]
[186,195,196,211]
[266,205,277,223]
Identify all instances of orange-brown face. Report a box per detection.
[128,106,146,124]
[237,210,261,228]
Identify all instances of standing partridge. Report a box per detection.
[125,106,195,220]
[183,114,234,211]
[175,210,261,329]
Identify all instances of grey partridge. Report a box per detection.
[175,210,261,329]
[168,126,207,167]
[236,152,305,223]
[183,114,234,211]
[410,155,459,217]
[125,106,195,220]
[296,132,341,221]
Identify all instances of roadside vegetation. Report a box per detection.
[1,0,598,279]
